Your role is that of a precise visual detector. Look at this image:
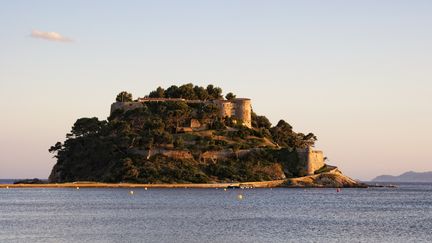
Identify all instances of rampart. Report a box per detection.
[296,146,325,175]
[110,102,144,114]
[111,97,252,128]
[232,98,252,128]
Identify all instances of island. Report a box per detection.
[21,83,364,189]
[373,171,432,183]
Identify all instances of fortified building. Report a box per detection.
[111,94,326,176]
[296,146,325,175]
[111,97,252,128]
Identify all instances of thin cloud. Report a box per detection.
[30,30,73,42]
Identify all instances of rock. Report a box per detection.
[282,170,367,188]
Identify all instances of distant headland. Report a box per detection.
[373,171,432,183]
[44,83,364,188]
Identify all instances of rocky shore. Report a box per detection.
[1,171,366,189]
[282,171,368,188]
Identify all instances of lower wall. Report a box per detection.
[307,151,324,175]
[296,147,325,175]
[110,102,144,114]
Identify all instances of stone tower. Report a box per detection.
[297,146,325,175]
[214,98,252,128]
[232,98,252,128]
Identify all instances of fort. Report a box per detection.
[110,95,327,176]
[296,146,325,175]
[111,97,252,128]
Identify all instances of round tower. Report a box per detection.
[233,98,252,128]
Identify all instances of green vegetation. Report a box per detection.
[147,83,223,100]
[49,84,317,183]
[116,91,133,102]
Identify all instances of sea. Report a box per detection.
[0,181,431,243]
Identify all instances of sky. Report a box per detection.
[0,0,431,180]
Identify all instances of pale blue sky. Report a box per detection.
[1,0,431,180]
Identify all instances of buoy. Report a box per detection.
[6,186,9,189]
[237,194,243,200]
[129,190,134,195]
[336,188,341,192]
[144,187,148,191]
[224,188,227,191]
[76,187,80,190]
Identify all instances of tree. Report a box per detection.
[270,120,316,149]
[251,112,272,129]
[270,120,294,147]
[225,92,236,100]
[301,132,317,147]
[48,142,62,156]
[148,87,165,98]
[165,85,180,98]
[122,158,139,181]
[276,120,292,130]
[67,117,106,138]
[116,91,133,102]
[193,86,209,100]
[178,83,197,100]
[206,85,223,99]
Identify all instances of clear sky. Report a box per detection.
[1,0,431,180]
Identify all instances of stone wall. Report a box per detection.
[131,148,256,162]
[217,101,233,118]
[110,102,144,114]
[111,97,252,128]
[296,146,325,175]
[307,150,324,175]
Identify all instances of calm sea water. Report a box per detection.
[0,183,431,243]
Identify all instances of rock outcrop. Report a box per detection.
[282,169,367,188]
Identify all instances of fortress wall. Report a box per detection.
[112,98,252,128]
[296,147,325,175]
[307,150,324,175]
[216,101,233,118]
[162,150,194,159]
[110,102,144,114]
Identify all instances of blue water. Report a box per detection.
[1,184,431,243]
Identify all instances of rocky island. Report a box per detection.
[46,83,364,188]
